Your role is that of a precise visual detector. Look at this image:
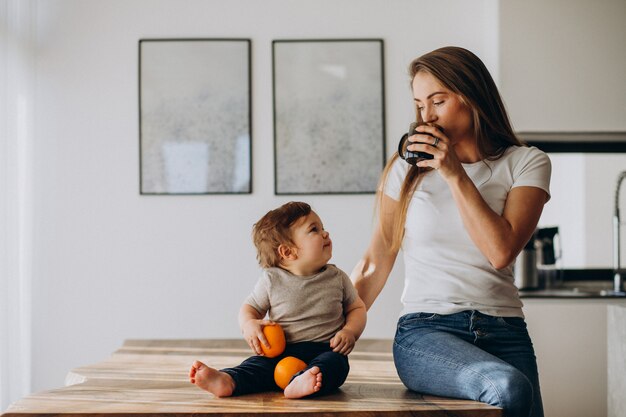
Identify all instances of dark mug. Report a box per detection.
[398,121,436,165]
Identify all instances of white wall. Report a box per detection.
[28,0,499,393]
[1,0,35,410]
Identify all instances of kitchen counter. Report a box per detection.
[520,288,626,298]
[520,274,626,298]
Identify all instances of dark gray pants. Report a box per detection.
[222,341,349,396]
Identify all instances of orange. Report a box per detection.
[274,356,307,390]
[260,323,286,358]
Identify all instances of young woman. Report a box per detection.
[351,46,550,417]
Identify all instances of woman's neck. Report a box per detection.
[454,138,481,164]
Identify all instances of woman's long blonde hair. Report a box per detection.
[378,46,524,252]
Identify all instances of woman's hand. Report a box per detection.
[330,329,356,355]
[408,124,465,181]
[241,319,274,355]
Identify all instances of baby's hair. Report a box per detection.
[252,201,311,268]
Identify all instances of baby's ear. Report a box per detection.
[277,244,298,261]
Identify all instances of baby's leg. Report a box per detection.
[284,366,322,399]
[306,351,350,395]
[189,360,235,397]
[220,355,280,396]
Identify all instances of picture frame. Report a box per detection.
[272,39,386,195]
[139,38,252,194]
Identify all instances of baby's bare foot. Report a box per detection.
[189,360,235,397]
[283,366,322,399]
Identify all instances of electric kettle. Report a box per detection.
[514,232,539,289]
[535,226,561,288]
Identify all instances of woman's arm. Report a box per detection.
[449,178,548,269]
[351,194,400,310]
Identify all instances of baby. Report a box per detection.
[189,201,367,398]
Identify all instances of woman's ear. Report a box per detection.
[278,244,298,261]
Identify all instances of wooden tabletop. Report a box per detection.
[3,339,501,416]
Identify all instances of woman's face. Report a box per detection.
[411,71,474,143]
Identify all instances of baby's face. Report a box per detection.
[289,211,332,273]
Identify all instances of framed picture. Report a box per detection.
[139,39,251,194]
[272,39,386,195]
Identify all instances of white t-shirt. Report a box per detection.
[384,145,551,318]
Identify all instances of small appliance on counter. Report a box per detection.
[536,226,561,288]
[514,226,561,290]
[514,231,538,289]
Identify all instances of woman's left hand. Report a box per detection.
[408,124,464,181]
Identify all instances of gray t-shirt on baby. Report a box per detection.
[245,264,358,343]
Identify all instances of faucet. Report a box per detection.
[612,171,626,294]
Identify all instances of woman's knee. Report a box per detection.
[482,368,533,417]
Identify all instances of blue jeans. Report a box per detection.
[393,310,544,417]
[221,341,349,396]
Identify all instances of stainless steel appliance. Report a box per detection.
[514,226,561,290]
[536,226,560,289]
[514,233,539,289]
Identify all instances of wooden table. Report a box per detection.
[3,339,501,416]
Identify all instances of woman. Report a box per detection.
[351,46,550,417]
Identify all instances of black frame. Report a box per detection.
[272,39,386,195]
[519,131,626,153]
[138,38,252,195]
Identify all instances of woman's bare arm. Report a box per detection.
[351,195,400,310]
[449,178,548,269]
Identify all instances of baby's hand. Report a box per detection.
[330,329,356,355]
[242,319,274,355]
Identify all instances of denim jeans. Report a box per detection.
[393,310,543,417]
[221,341,349,396]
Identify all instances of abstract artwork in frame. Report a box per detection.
[139,39,251,194]
[273,39,385,195]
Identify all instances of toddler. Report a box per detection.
[189,201,367,399]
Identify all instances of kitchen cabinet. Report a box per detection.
[499,0,626,132]
[608,305,625,417]
[523,299,626,417]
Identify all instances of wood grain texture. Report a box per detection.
[3,339,501,416]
